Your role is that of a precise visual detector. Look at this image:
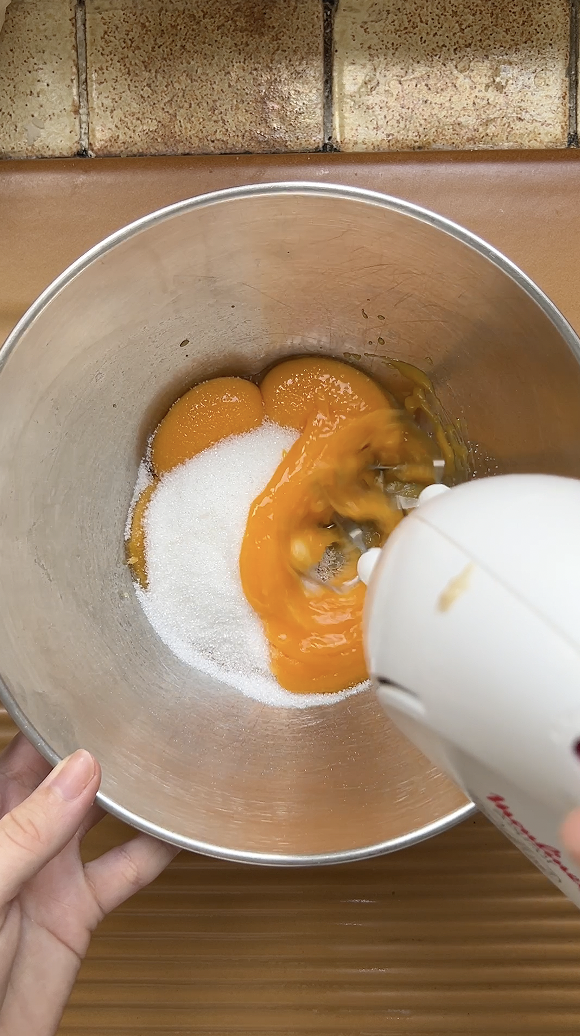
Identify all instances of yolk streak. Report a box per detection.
[239,406,403,693]
[126,482,157,589]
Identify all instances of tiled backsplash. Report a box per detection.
[334,0,571,151]
[0,0,577,159]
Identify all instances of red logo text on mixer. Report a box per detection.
[487,794,580,890]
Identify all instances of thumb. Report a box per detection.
[0,749,100,903]
[561,808,580,865]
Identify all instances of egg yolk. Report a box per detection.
[150,376,264,476]
[238,357,440,694]
[126,482,157,588]
[128,356,441,694]
[239,406,403,693]
[260,356,389,429]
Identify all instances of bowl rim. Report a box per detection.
[0,686,479,865]
[3,180,580,378]
[4,178,577,864]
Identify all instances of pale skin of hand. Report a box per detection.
[0,734,179,1036]
[561,810,580,868]
[1,734,580,1036]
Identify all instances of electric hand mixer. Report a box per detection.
[358,472,580,907]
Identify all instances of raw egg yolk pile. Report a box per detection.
[151,376,264,476]
[127,357,436,695]
[240,358,405,693]
[126,376,265,586]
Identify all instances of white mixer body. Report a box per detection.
[364,474,580,906]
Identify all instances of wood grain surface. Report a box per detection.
[1,151,580,1034]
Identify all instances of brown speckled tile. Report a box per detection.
[334,0,569,152]
[0,2,10,34]
[86,0,323,157]
[0,0,79,158]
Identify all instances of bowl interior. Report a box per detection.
[1,186,580,861]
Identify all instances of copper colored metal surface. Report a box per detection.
[1,152,580,1033]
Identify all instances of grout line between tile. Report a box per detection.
[322,0,339,152]
[568,0,579,146]
[75,0,92,157]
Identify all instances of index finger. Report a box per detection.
[85,834,180,916]
[0,734,51,803]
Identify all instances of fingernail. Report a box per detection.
[48,750,97,802]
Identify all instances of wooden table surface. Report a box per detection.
[1,151,580,1035]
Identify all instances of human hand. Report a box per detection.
[0,733,179,1036]
[562,809,580,868]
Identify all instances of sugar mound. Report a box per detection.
[135,423,367,709]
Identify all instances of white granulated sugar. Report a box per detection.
[125,460,153,540]
[134,422,367,709]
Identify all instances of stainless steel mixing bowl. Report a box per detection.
[1,183,580,864]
